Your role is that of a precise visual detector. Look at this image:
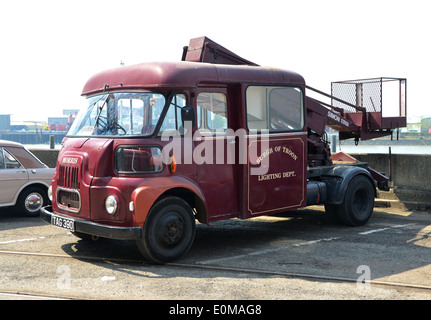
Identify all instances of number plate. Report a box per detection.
[51,214,75,232]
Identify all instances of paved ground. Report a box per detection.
[1,205,431,301]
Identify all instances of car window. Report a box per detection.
[3,149,23,169]
[0,149,4,169]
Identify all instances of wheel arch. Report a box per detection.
[323,166,376,205]
[154,187,208,224]
[15,182,50,206]
[131,177,207,226]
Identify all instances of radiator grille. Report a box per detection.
[57,164,81,189]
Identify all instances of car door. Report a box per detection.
[0,148,28,204]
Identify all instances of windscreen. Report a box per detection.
[67,92,166,137]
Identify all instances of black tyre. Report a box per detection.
[136,197,196,264]
[17,186,48,217]
[337,175,375,226]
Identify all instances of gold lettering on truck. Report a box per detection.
[258,171,296,181]
[255,148,273,165]
[255,145,298,182]
[255,145,298,165]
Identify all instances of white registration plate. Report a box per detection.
[51,215,75,232]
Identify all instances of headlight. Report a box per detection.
[48,185,52,201]
[105,195,118,215]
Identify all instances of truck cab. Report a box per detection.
[41,37,406,263]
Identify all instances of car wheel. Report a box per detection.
[17,186,48,217]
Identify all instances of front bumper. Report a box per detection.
[40,206,142,240]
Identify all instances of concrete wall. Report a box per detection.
[351,153,431,206]
[29,149,59,169]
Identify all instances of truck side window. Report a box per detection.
[159,94,187,135]
[197,92,228,132]
[246,86,304,132]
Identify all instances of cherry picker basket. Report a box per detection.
[331,77,407,136]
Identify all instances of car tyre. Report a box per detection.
[17,186,48,217]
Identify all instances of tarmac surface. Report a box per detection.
[1,205,431,301]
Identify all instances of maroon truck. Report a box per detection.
[41,37,407,263]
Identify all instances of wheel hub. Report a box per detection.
[166,221,183,244]
[25,192,43,212]
[157,213,184,246]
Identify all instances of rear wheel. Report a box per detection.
[17,186,48,217]
[136,197,196,264]
[325,175,375,227]
[337,175,375,226]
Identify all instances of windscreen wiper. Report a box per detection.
[93,94,109,129]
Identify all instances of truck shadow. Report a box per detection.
[59,207,431,287]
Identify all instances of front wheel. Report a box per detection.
[136,197,196,264]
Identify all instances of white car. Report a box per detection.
[0,140,55,216]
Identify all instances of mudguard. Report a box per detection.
[322,165,376,205]
[131,176,206,225]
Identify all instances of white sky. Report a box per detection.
[1,0,429,123]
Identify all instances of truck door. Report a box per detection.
[193,88,239,220]
[244,85,307,217]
